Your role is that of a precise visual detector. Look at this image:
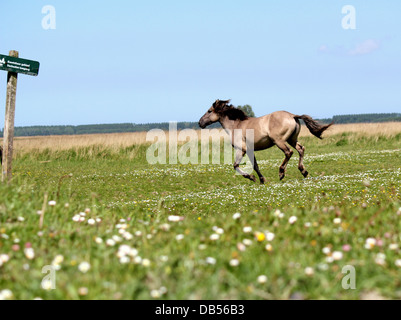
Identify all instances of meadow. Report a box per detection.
[0,123,401,300]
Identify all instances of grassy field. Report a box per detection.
[1,124,401,300]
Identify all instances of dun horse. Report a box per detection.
[199,99,333,184]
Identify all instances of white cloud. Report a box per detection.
[348,39,380,56]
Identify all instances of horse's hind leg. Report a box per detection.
[289,141,308,178]
[253,155,267,184]
[234,149,257,182]
[275,141,294,180]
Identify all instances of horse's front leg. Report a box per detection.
[253,155,267,184]
[233,149,256,182]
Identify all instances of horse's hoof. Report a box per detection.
[250,175,257,182]
[303,171,309,178]
[260,177,267,185]
[279,174,285,181]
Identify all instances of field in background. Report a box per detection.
[0,123,401,300]
[3,122,401,155]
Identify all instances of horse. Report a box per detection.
[198,99,333,184]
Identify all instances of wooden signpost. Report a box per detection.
[1,50,40,182]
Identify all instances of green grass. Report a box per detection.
[1,133,401,300]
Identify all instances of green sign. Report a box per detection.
[0,54,40,76]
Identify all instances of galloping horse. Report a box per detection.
[199,99,333,184]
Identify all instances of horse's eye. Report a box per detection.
[208,110,212,113]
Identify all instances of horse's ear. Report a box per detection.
[220,99,231,105]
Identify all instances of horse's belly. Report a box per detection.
[254,137,274,151]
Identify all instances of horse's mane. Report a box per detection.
[217,105,249,121]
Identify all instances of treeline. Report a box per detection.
[1,113,400,137]
[319,113,401,124]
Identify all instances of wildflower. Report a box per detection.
[112,235,122,243]
[52,255,64,266]
[257,275,268,284]
[24,248,35,260]
[365,238,377,250]
[233,213,241,220]
[150,290,161,299]
[265,232,275,242]
[78,262,91,273]
[42,280,53,291]
[160,224,171,231]
[229,259,240,267]
[332,251,343,261]
[206,257,216,265]
[0,254,10,266]
[289,216,297,224]
[198,244,207,250]
[48,201,56,207]
[322,247,331,255]
[389,244,398,251]
[237,243,246,252]
[87,219,96,225]
[333,218,341,225]
[133,256,142,264]
[274,209,284,218]
[342,244,352,252]
[142,259,151,267]
[210,234,219,241]
[243,239,253,246]
[176,234,184,241]
[119,256,130,264]
[72,215,80,222]
[305,267,315,276]
[375,253,386,266]
[18,217,25,222]
[255,232,265,242]
[106,239,116,247]
[78,287,89,296]
[265,244,273,252]
[0,289,13,300]
[95,237,103,244]
[243,226,252,233]
[215,228,224,235]
[395,259,401,268]
[168,215,184,222]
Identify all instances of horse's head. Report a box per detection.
[198,99,231,129]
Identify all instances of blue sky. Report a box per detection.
[0,1,400,126]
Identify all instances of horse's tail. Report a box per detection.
[294,115,333,139]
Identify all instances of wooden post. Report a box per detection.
[2,50,19,183]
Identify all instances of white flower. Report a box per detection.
[237,243,246,252]
[175,234,184,241]
[389,244,398,250]
[333,218,342,225]
[112,235,122,243]
[142,259,151,267]
[78,262,91,273]
[48,200,56,207]
[206,257,216,265]
[243,226,252,233]
[265,244,273,252]
[95,237,103,244]
[243,239,253,246]
[274,209,284,218]
[210,234,220,241]
[78,287,89,296]
[72,215,80,222]
[0,289,13,300]
[119,256,130,264]
[265,232,275,242]
[150,290,161,299]
[332,251,343,261]
[322,247,331,255]
[305,267,315,276]
[229,259,240,267]
[365,238,377,250]
[233,213,241,220]
[52,255,64,266]
[0,254,10,265]
[257,275,268,284]
[106,239,116,247]
[18,217,25,222]
[135,231,143,237]
[289,216,298,224]
[215,228,224,235]
[133,256,142,264]
[87,219,96,225]
[42,280,53,291]
[375,253,386,266]
[24,248,35,260]
[395,259,401,268]
[168,215,184,222]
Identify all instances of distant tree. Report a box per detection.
[237,105,255,117]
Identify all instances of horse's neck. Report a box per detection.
[219,117,238,131]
